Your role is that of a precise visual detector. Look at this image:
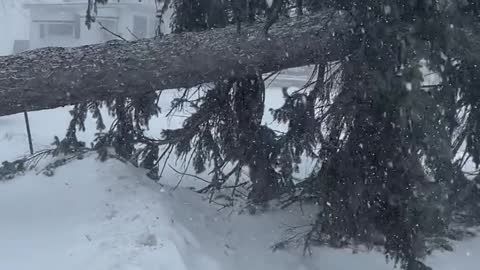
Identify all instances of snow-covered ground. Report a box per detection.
[0,89,478,270]
[1,152,479,270]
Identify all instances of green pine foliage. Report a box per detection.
[62,1,480,269]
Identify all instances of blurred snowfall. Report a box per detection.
[0,0,30,55]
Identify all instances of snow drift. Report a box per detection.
[0,155,478,270]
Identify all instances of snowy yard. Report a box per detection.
[0,89,479,270]
[1,152,479,270]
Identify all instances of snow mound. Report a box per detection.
[0,155,478,270]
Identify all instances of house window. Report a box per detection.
[39,22,75,39]
[133,15,148,38]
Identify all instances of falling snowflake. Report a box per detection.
[405,82,412,91]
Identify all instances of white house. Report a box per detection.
[23,0,170,50]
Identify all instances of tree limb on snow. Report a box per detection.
[0,10,350,117]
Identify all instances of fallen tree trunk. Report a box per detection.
[0,11,350,117]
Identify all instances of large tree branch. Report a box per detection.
[0,11,350,117]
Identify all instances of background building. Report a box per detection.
[23,0,167,50]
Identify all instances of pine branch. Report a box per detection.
[98,21,127,41]
[168,164,211,184]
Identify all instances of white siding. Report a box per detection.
[25,1,168,50]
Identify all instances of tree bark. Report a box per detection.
[0,11,350,117]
